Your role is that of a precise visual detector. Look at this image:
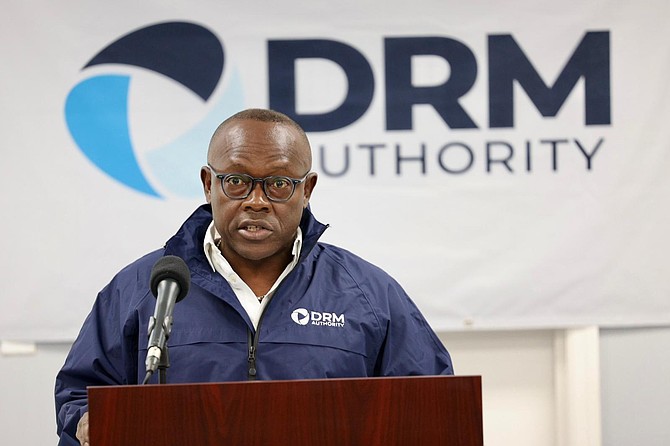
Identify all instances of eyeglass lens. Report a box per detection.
[222,174,295,201]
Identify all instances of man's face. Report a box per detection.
[201,119,316,269]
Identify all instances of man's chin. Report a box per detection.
[234,245,282,263]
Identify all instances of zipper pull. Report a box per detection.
[248,344,257,379]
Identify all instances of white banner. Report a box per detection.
[2,0,669,341]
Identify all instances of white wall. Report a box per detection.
[0,343,64,444]
[600,327,670,446]
[444,330,557,445]
[1,328,668,445]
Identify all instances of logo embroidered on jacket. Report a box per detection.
[291,308,345,328]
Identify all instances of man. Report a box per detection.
[55,108,453,445]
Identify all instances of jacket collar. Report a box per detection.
[164,203,329,266]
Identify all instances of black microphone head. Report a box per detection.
[150,255,191,302]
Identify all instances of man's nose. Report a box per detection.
[243,180,270,209]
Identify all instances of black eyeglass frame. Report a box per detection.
[207,164,311,202]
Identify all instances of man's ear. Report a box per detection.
[201,166,212,203]
[302,172,318,208]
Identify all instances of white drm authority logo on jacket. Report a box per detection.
[291,308,346,328]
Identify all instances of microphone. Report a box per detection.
[143,255,190,383]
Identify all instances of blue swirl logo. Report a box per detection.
[65,21,244,198]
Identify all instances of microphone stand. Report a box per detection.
[142,313,173,385]
[156,311,174,384]
[158,344,170,384]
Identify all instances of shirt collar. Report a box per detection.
[203,221,303,273]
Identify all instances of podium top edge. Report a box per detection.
[87,374,481,391]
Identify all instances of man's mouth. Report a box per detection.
[238,222,273,240]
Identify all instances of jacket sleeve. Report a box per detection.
[374,281,454,376]
[55,278,141,445]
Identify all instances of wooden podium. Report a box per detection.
[88,375,482,446]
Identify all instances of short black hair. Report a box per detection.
[211,108,308,144]
[207,108,312,168]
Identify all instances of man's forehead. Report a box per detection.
[209,119,310,167]
[221,147,293,167]
[214,119,298,143]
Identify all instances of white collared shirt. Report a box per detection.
[203,221,303,329]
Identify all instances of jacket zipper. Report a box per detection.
[244,222,329,380]
[247,301,271,380]
[247,330,257,380]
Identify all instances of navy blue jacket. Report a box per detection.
[55,204,453,444]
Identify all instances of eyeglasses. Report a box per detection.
[207,164,310,202]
